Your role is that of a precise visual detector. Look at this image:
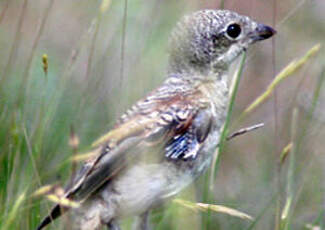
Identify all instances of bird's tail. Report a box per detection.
[36,204,68,230]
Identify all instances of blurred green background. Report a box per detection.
[0,0,324,229]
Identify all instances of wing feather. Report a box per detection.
[37,88,211,230]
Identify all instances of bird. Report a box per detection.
[37,9,275,230]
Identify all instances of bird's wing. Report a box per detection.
[37,89,213,230]
[69,90,212,200]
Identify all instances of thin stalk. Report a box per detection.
[68,125,79,186]
[202,173,213,230]
[119,0,128,91]
[246,194,277,230]
[75,0,113,124]
[117,0,128,116]
[298,68,325,140]
[2,192,26,230]
[29,54,49,153]
[17,0,55,107]
[277,0,306,27]
[0,0,28,87]
[309,70,325,114]
[78,12,102,114]
[84,15,101,82]
[220,0,225,9]
[226,123,264,141]
[280,108,298,229]
[210,52,247,186]
[246,0,307,69]
[0,1,9,24]
[23,124,52,224]
[282,68,324,162]
[40,19,98,140]
[277,69,324,230]
[174,199,253,220]
[23,125,42,188]
[271,1,281,230]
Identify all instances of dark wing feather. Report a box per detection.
[36,205,62,230]
[164,109,213,160]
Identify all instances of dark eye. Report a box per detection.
[226,23,241,39]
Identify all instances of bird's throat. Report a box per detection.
[197,75,229,109]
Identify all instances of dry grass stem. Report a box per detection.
[46,194,80,208]
[240,44,321,120]
[174,199,253,221]
[226,123,264,141]
[42,54,48,76]
[32,184,59,197]
[280,142,293,164]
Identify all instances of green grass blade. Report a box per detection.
[246,194,277,230]
[280,108,299,229]
[210,52,247,186]
[2,192,26,230]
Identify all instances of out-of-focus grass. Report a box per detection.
[280,108,298,230]
[239,44,321,121]
[2,192,26,230]
[174,199,253,221]
[0,1,324,230]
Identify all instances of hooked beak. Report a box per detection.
[251,24,276,41]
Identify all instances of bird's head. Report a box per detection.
[168,10,276,77]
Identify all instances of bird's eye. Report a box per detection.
[226,23,241,39]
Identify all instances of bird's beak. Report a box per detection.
[251,24,276,41]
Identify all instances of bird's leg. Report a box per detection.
[132,211,151,230]
[107,219,121,230]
